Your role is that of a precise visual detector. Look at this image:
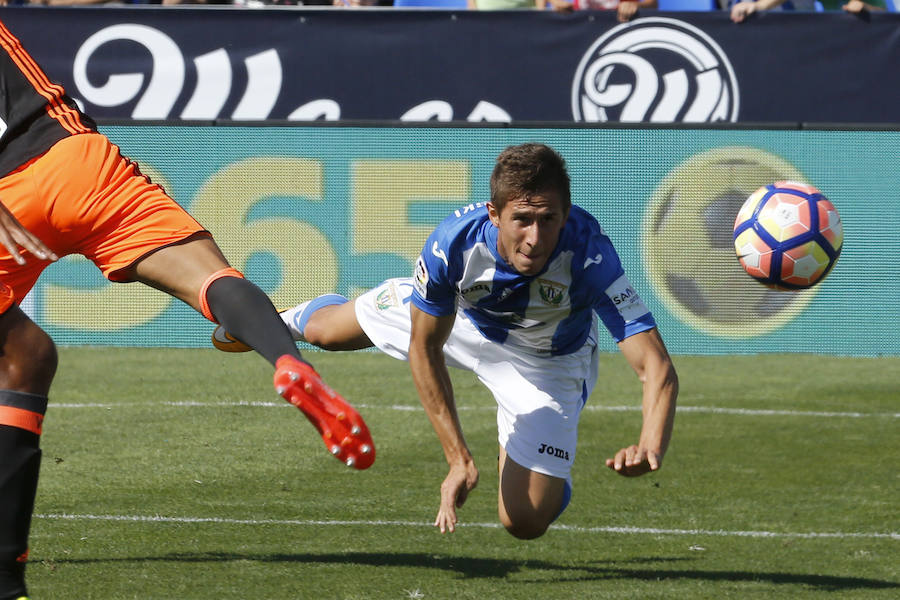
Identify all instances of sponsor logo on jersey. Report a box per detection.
[414,256,429,297]
[538,279,567,306]
[537,443,570,461]
[611,287,635,306]
[571,18,739,124]
[461,282,492,301]
[606,274,649,321]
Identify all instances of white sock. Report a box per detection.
[279,294,349,342]
[281,301,312,341]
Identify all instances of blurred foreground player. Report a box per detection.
[215,143,677,540]
[0,19,373,600]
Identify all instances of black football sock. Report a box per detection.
[204,276,303,366]
[0,391,48,600]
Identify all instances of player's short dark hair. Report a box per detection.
[490,143,571,214]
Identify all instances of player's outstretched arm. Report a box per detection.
[409,305,478,533]
[0,202,58,265]
[607,328,678,477]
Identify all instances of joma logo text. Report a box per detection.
[537,443,570,460]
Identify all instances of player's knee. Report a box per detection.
[300,317,329,349]
[22,326,57,385]
[1,325,57,391]
[300,308,343,351]
[504,522,549,540]
[500,512,551,540]
[499,499,555,540]
[199,268,244,323]
[498,482,568,540]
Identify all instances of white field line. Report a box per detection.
[34,512,899,540]
[48,401,899,419]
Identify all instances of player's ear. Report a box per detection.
[486,202,501,227]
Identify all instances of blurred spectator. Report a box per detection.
[469,0,539,8]
[17,0,227,4]
[731,0,814,22]
[541,0,655,21]
[10,0,117,4]
[730,0,885,22]
[331,0,392,5]
[6,0,294,4]
[840,0,886,11]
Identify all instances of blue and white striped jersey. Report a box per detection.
[411,203,656,356]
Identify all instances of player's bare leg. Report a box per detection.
[212,294,374,353]
[125,235,375,469]
[497,447,568,540]
[299,301,372,351]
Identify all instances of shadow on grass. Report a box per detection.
[45,552,899,592]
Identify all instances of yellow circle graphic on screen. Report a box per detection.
[641,147,820,338]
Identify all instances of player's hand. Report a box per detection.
[0,203,57,265]
[617,1,639,23]
[730,1,757,23]
[434,459,479,534]
[605,444,662,477]
[842,0,868,13]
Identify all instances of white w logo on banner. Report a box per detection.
[571,18,739,123]
[72,24,285,120]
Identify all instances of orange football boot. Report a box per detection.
[273,355,375,470]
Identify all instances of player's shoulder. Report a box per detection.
[430,202,490,245]
[441,202,489,227]
[566,204,604,233]
[562,205,624,282]
[562,205,615,253]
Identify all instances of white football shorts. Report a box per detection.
[354,277,600,481]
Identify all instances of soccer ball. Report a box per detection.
[642,147,824,338]
[733,182,842,290]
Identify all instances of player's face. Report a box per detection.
[488,191,569,276]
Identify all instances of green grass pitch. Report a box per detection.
[28,348,898,599]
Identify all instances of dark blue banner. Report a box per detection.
[3,6,898,124]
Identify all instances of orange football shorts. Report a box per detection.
[0,282,13,314]
[0,132,208,306]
